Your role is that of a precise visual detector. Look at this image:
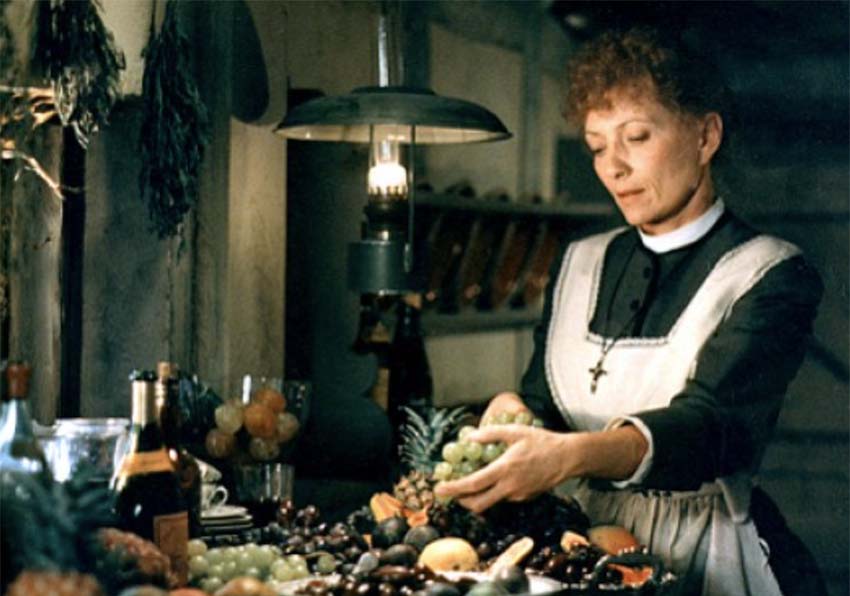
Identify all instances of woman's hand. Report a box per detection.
[434,424,576,513]
[480,392,530,423]
[434,424,648,513]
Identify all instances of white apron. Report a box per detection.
[545,228,801,596]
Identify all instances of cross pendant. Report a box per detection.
[588,359,607,394]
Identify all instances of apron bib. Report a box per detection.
[545,229,800,596]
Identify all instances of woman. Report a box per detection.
[435,28,824,595]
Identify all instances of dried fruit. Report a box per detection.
[489,536,534,573]
[587,525,640,555]
[560,530,590,552]
[370,492,404,522]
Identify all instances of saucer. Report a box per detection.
[201,504,249,519]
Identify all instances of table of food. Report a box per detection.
[1,369,678,596]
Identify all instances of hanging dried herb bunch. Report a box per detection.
[139,0,210,239]
[31,0,125,148]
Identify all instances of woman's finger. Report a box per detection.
[457,482,509,513]
[469,424,532,445]
[435,459,506,498]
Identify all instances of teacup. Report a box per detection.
[201,483,229,511]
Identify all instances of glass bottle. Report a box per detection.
[112,371,188,585]
[0,361,51,484]
[353,294,393,411]
[156,361,202,539]
[387,296,433,446]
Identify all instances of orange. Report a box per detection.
[243,402,277,439]
[253,387,287,413]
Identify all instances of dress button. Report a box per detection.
[630,299,640,311]
[643,267,652,279]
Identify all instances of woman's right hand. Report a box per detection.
[481,392,531,423]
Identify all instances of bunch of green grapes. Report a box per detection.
[187,539,328,593]
[433,411,543,482]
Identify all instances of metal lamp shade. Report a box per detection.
[274,86,511,144]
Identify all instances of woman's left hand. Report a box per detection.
[434,424,575,513]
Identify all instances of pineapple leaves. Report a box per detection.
[399,405,467,474]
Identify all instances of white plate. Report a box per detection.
[269,571,563,596]
[201,504,249,519]
[441,571,564,594]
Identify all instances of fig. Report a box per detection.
[492,565,529,594]
[372,516,409,548]
[380,544,418,567]
[403,525,440,552]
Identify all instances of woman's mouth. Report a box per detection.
[616,189,644,201]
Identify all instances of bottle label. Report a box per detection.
[117,449,174,476]
[154,511,189,586]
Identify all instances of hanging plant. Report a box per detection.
[31,0,125,149]
[1,0,63,197]
[138,0,209,239]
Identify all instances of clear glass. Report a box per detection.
[34,417,129,482]
[368,125,409,198]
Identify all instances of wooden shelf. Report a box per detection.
[414,193,616,219]
[422,307,542,336]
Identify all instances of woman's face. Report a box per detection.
[584,90,721,235]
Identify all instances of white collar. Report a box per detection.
[638,198,725,254]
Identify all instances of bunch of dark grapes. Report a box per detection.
[429,494,590,565]
[483,493,590,551]
[211,501,369,573]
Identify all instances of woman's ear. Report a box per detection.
[698,112,723,165]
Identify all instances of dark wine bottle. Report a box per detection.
[156,361,202,538]
[112,371,188,585]
[387,296,433,446]
[353,294,393,411]
[0,362,51,485]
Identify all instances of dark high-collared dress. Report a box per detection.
[521,210,825,595]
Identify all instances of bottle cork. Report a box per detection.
[6,362,32,400]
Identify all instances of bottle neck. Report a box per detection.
[0,399,36,443]
[129,380,166,452]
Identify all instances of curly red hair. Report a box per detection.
[564,28,731,127]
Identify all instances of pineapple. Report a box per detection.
[394,406,467,511]
[0,468,113,595]
[5,570,103,596]
[0,465,173,594]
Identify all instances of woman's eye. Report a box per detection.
[627,132,650,143]
[588,146,605,156]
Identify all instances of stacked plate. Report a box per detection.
[200,504,254,535]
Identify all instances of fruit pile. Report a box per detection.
[204,385,301,463]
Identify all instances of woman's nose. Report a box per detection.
[602,147,631,181]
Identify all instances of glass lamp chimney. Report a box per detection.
[368,125,408,199]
